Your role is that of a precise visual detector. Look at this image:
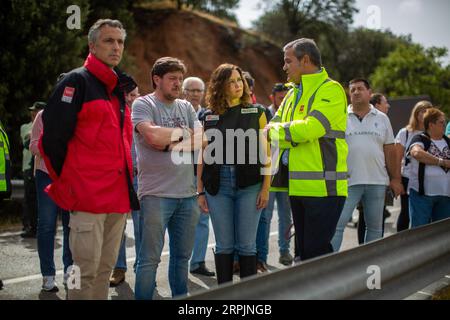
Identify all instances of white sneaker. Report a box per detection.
[42,276,59,292]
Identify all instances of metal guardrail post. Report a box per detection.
[185,218,450,300]
[10,179,24,200]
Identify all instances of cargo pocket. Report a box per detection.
[69,217,97,263]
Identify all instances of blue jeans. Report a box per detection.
[409,189,450,228]
[134,196,197,300]
[115,178,142,272]
[332,184,386,251]
[206,165,262,256]
[190,212,211,270]
[256,191,292,263]
[190,178,211,270]
[35,170,72,276]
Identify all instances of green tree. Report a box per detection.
[332,28,411,84]
[173,0,239,21]
[86,0,135,37]
[371,44,450,115]
[0,0,137,177]
[0,0,89,175]
[252,0,413,85]
[253,0,357,44]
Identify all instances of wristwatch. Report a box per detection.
[196,191,206,197]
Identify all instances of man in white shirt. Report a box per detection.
[331,79,404,251]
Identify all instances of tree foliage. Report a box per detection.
[0,0,135,177]
[253,0,357,44]
[252,0,415,86]
[329,28,411,84]
[174,0,239,21]
[371,44,450,115]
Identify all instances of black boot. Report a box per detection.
[214,253,234,285]
[239,255,257,279]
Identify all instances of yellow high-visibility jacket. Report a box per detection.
[269,68,348,197]
[1,121,11,193]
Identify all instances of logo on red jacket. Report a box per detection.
[62,87,75,103]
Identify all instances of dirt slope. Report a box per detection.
[127,8,286,106]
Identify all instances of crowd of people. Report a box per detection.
[1,18,450,299]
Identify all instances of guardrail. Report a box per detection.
[10,179,24,201]
[186,218,450,300]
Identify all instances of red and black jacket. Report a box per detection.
[40,53,139,213]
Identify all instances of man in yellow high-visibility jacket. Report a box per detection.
[266,38,348,261]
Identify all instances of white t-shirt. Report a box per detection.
[346,105,395,186]
[395,128,422,178]
[407,138,450,196]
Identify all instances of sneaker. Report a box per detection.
[109,269,126,287]
[257,261,269,273]
[279,252,293,266]
[42,276,59,292]
[190,262,215,277]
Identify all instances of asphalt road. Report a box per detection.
[0,199,401,300]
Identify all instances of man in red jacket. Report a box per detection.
[41,19,138,300]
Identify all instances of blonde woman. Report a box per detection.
[394,101,432,231]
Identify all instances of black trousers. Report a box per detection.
[396,177,410,232]
[290,196,346,261]
[23,169,38,231]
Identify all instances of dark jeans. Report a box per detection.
[23,169,38,231]
[36,170,72,276]
[290,196,345,261]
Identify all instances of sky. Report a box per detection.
[233,0,450,65]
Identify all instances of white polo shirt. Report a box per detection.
[346,105,395,186]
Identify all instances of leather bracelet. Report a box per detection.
[196,191,206,197]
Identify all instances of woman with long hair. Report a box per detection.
[197,64,270,284]
[394,100,432,231]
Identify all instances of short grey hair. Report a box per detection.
[283,38,322,68]
[182,77,205,91]
[88,19,126,44]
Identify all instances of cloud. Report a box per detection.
[398,0,422,15]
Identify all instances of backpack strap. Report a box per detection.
[418,133,432,196]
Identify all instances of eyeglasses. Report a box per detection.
[184,89,204,94]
